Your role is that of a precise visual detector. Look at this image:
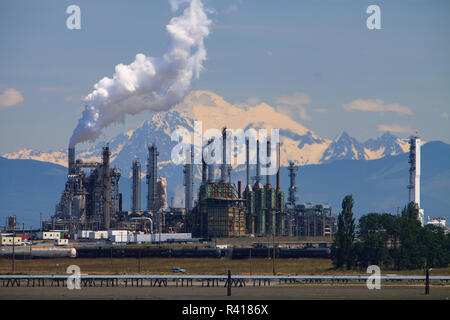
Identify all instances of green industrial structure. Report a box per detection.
[190,134,285,238]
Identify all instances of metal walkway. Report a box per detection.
[0,274,449,288]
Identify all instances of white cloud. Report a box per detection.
[343,99,412,115]
[0,88,24,108]
[276,92,311,121]
[377,124,413,134]
[276,92,311,106]
[315,108,328,114]
[440,112,449,119]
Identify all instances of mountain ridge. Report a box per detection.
[2,91,413,178]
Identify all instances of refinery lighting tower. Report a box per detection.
[408,133,424,226]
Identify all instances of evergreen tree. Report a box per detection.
[357,213,393,268]
[332,195,356,269]
[422,224,449,268]
[396,202,426,270]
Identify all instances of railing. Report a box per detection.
[0,274,448,288]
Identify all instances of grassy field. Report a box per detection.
[1,257,449,276]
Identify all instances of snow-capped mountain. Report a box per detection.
[2,90,412,178]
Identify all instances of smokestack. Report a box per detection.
[256,140,261,184]
[288,161,298,206]
[266,140,271,187]
[246,138,250,186]
[132,159,141,212]
[147,145,159,212]
[102,144,111,230]
[68,147,75,174]
[202,149,208,185]
[277,142,281,190]
[184,144,194,212]
[207,138,215,183]
[221,127,227,183]
[238,181,242,198]
[408,134,424,226]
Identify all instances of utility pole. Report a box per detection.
[425,268,431,295]
[227,270,232,296]
[12,229,15,273]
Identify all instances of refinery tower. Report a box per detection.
[408,134,424,226]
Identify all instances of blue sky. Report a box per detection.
[0,0,449,153]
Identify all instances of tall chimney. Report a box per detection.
[201,147,208,185]
[408,134,424,226]
[246,138,250,186]
[184,144,194,212]
[266,140,271,187]
[132,159,141,212]
[288,161,298,206]
[221,127,227,183]
[68,147,75,174]
[238,181,242,198]
[147,144,159,212]
[277,142,281,190]
[256,140,261,184]
[102,144,111,230]
[207,138,215,183]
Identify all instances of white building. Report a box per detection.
[39,231,61,240]
[0,234,22,246]
[426,216,446,228]
[89,231,109,240]
[127,233,192,244]
[109,230,128,243]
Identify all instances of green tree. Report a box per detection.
[395,202,426,270]
[332,195,356,269]
[357,213,394,268]
[422,224,449,268]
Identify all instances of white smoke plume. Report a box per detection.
[69,0,211,147]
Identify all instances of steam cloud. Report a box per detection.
[69,0,211,147]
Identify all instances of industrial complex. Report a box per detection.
[1,132,446,250]
[39,126,338,242]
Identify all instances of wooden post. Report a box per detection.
[227,270,231,296]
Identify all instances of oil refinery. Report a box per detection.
[35,126,338,242]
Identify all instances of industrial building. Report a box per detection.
[286,203,336,237]
[45,144,164,234]
[48,145,122,232]
[41,126,337,240]
[284,162,336,237]
[189,129,247,237]
[189,129,286,238]
[244,140,285,236]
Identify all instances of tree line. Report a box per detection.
[331,195,450,270]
